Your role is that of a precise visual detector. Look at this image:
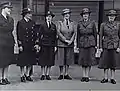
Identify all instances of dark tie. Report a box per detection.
[66,19,69,29]
[6,16,9,21]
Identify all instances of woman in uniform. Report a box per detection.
[77,8,97,82]
[37,11,57,80]
[99,9,120,84]
[16,8,37,82]
[0,2,14,85]
[55,9,76,80]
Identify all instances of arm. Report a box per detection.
[16,21,22,47]
[77,24,80,48]
[93,21,97,47]
[57,21,66,42]
[38,24,43,46]
[118,23,120,48]
[54,25,57,47]
[99,23,104,49]
[70,22,76,42]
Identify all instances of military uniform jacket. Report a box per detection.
[38,21,57,47]
[0,14,14,67]
[99,21,120,49]
[57,20,76,47]
[77,20,97,48]
[17,19,37,49]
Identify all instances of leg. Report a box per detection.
[3,66,10,84]
[101,69,109,83]
[29,66,33,76]
[104,69,109,79]
[40,66,45,80]
[46,66,51,80]
[110,69,116,84]
[81,66,87,82]
[59,66,64,75]
[0,68,6,85]
[20,66,25,77]
[65,65,69,75]
[85,67,91,82]
[46,66,51,76]
[26,65,32,76]
[58,66,64,80]
[25,65,33,81]
[64,65,72,80]
[20,66,26,82]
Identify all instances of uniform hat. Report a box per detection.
[21,8,32,15]
[45,11,55,17]
[62,8,71,15]
[0,2,13,8]
[80,8,91,16]
[106,9,118,16]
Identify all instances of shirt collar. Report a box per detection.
[24,17,29,22]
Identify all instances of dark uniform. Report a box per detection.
[37,21,57,66]
[77,19,97,67]
[0,14,14,68]
[98,21,120,69]
[16,19,37,66]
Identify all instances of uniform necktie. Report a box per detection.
[66,19,69,29]
[48,21,51,28]
[6,16,9,21]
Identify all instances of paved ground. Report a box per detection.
[0,65,120,91]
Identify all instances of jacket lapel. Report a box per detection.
[1,14,9,23]
[106,21,116,30]
[81,20,91,28]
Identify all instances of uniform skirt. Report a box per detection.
[55,47,74,66]
[0,45,14,68]
[98,49,117,69]
[17,45,36,66]
[78,47,97,67]
[38,46,55,66]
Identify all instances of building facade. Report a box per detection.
[1,0,119,32]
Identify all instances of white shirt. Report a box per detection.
[2,12,7,19]
[47,21,51,28]
[24,17,29,22]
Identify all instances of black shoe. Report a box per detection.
[4,78,10,84]
[101,78,108,83]
[46,75,51,80]
[0,79,7,85]
[110,79,116,84]
[58,75,63,80]
[85,77,89,82]
[21,76,26,82]
[64,75,72,80]
[40,75,45,80]
[26,76,33,81]
[81,77,86,82]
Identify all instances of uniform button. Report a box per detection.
[32,31,33,33]
[32,27,34,29]
[32,39,33,41]
[26,28,28,30]
[27,32,28,33]
[32,35,33,37]
[26,36,28,37]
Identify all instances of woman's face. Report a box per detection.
[82,13,89,20]
[4,7,12,15]
[46,15,52,22]
[25,13,32,20]
[63,13,70,20]
[108,15,116,22]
